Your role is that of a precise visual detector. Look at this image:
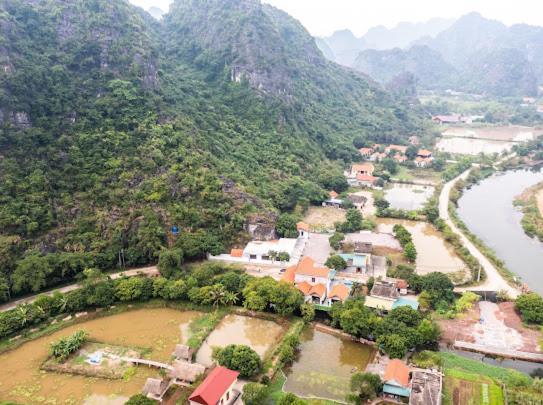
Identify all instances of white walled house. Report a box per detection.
[282,257,351,307]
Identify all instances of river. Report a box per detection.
[457,169,543,294]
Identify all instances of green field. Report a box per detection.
[443,369,504,405]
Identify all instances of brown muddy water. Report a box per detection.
[283,328,375,402]
[377,219,466,277]
[0,308,202,404]
[195,314,285,366]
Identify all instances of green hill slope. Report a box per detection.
[0,0,425,298]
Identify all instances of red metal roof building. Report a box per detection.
[189,366,240,405]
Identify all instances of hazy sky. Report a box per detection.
[128,0,543,37]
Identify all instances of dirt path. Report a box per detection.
[0,265,159,312]
[439,167,520,298]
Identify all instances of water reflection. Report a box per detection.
[284,328,375,402]
[457,169,543,294]
[195,314,285,366]
[384,183,435,210]
[377,219,466,276]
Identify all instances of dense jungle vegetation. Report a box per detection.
[0,0,428,300]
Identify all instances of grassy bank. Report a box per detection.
[186,309,228,351]
[514,181,543,242]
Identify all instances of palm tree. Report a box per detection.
[17,305,31,327]
[209,285,228,309]
[224,292,238,306]
[56,295,68,314]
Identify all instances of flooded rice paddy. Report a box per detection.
[195,314,285,366]
[384,183,435,210]
[457,169,543,294]
[436,126,543,155]
[0,308,202,404]
[284,328,375,402]
[378,219,466,277]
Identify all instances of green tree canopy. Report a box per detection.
[213,344,261,378]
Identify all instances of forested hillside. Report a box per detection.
[0,0,425,300]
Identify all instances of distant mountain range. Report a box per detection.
[317,18,454,67]
[318,13,543,97]
[147,6,165,20]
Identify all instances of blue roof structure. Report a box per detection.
[392,297,419,310]
[383,383,411,397]
[339,253,368,268]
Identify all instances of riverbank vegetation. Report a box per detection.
[392,224,417,262]
[514,181,543,242]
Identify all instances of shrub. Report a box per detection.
[455,291,480,313]
[157,248,183,279]
[346,372,383,404]
[329,232,345,250]
[242,383,267,405]
[516,293,543,324]
[125,394,156,405]
[278,393,308,405]
[300,303,315,323]
[325,255,347,270]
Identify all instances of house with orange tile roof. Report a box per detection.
[355,173,378,187]
[369,152,387,162]
[383,359,411,399]
[386,145,408,154]
[414,156,432,168]
[326,284,350,306]
[282,257,351,306]
[417,149,433,159]
[393,153,408,163]
[359,147,374,157]
[349,162,375,177]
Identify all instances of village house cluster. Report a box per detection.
[358,144,434,168]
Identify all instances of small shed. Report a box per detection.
[170,360,206,385]
[172,344,194,362]
[143,378,170,401]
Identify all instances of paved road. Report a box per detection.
[439,168,520,298]
[0,266,159,312]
